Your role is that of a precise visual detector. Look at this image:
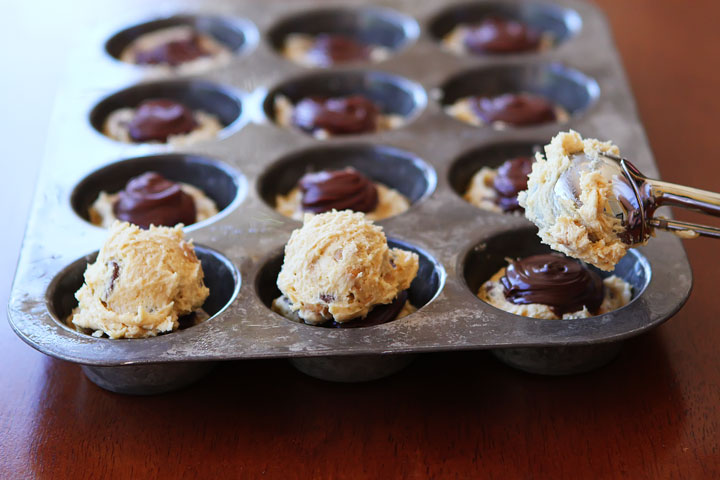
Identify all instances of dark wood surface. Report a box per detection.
[2,1,719,478]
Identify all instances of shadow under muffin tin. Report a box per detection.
[7,0,691,393]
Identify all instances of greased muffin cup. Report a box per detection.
[8,0,691,392]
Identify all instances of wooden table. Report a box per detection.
[2,1,718,478]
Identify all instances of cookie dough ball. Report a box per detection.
[120,25,232,73]
[519,131,628,271]
[69,222,210,338]
[478,253,632,319]
[103,98,223,145]
[445,93,568,128]
[274,94,405,139]
[89,172,219,229]
[283,33,390,67]
[275,168,409,221]
[274,210,419,324]
[464,156,533,213]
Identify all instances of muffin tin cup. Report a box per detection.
[290,354,416,382]
[105,14,259,67]
[465,227,650,375]
[428,1,582,55]
[258,143,436,219]
[8,0,692,393]
[82,362,218,395]
[89,79,246,143]
[439,62,600,128]
[492,342,623,375]
[261,69,427,134]
[71,153,246,230]
[267,6,420,66]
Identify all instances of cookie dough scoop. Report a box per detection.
[521,130,720,271]
[556,151,720,245]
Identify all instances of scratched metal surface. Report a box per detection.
[8,0,692,367]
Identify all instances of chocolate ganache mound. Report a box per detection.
[492,156,534,212]
[463,16,541,54]
[326,290,409,328]
[500,254,605,315]
[471,93,557,126]
[134,33,210,66]
[113,172,197,229]
[292,95,380,135]
[128,99,198,143]
[306,34,372,66]
[299,168,379,214]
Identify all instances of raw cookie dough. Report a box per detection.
[464,167,503,213]
[272,292,416,325]
[68,222,210,339]
[276,181,409,221]
[120,25,233,75]
[283,33,391,67]
[519,131,629,271]
[89,182,219,228]
[478,265,632,320]
[272,210,419,325]
[103,106,223,145]
[274,95,405,139]
[446,94,569,128]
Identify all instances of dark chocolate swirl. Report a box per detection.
[326,290,409,328]
[463,16,542,54]
[134,33,210,66]
[299,168,379,214]
[500,254,605,316]
[292,95,380,135]
[470,93,557,126]
[113,172,197,229]
[492,156,534,212]
[128,99,198,143]
[305,34,372,66]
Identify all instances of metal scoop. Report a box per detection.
[555,152,720,245]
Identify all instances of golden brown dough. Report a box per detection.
[274,210,418,324]
[69,222,209,338]
[519,131,629,270]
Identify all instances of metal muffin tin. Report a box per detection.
[8,0,692,393]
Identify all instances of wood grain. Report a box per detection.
[2,1,719,478]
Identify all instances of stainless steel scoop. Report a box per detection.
[555,151,720,245]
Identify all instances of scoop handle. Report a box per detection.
[648,217,720,239]
[647,179,720,217]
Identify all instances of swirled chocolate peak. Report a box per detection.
[327,290,408,328]
[113,172,197,229]
[471,93,557,126]
[292,95,380,135]
[134,33,210,66]
[492,156,534,212]
[128,99,198,143]
[299,168,379,214]
[500,254,605,315]
[463,16,541,54]
[306,34,372,66]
